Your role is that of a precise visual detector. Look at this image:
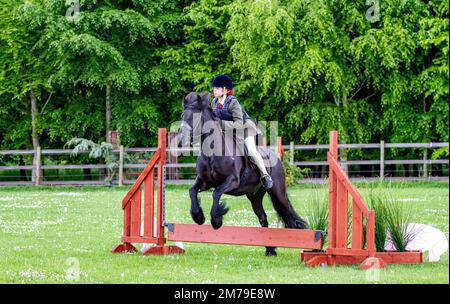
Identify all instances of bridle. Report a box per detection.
[181,105,204,145]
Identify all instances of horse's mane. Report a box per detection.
[183,92,219,123]
[203,106,218,121]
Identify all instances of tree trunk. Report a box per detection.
[339,92,349,175]
[105,83,111,141]
[101,83,112,181]
[30,87,42,184]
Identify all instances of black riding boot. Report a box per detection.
[261,175,273,189]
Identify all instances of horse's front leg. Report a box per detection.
[210,175,239,230]
[190,176,209,225]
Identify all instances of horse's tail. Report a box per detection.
[267,158,309,229]
[269,191,309,229]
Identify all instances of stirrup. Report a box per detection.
[261,175,273,189]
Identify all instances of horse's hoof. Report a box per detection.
[190,208,205,225]
[211,217,223,230]
[265,247,277,256]
[217,202,229,216]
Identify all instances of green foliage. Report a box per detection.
[366,186,415,252]
[282,156,310,187]
[384,201,415,252]
[0,0,448,161]
[432,147,449,160]
[305,187,329,250]
[225,0,448,145]
[311,202,329,233]
[65,138,117,183]
[367,188,389,252]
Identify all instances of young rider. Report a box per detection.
[211,74,274,189]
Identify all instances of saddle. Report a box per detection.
[221,129,257,187]
[239,145,256,188]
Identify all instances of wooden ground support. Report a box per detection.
[298,131,423,269]
[300,250,422,268]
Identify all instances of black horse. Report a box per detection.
[179,92,308,256]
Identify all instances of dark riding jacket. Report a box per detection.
[211,95,260,142]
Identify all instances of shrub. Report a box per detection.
[282,156,310,187]
[305,187,328,250]
[366,187,415,252]
[366,189,389,252]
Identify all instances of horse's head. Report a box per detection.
[183,92,210,112]
[180,92,213,145]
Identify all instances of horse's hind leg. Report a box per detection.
[190,177,209,225]
[247,188,277,256]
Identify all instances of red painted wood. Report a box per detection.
[122,150,160,209]
[130,188,142,237]
[326,248,368,256]
[336,179,348,249]
[111,243,138,253]
[327,154,370,216]
[328,161,337,249]
[156,128,166,244]
[123,199,131,237]
[328,174,336,248]
[329,131,338,159]
[374,251,423,264]
[143,170,154,238]
[301,251,423,267]
[366,211,376,255]
[351,199,363,250]
[141,245,185,256]
[168,224,323,249]
[328,131,338,250]
[122,236,158,244]
[304,255,328,267]
[277,137,284,159]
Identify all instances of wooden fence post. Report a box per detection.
[380,140,385,180]
[119,145,124,186]
[168,132,178,180]
[423,148,428,177]
[35,146,41,186]
[290,141,294,165]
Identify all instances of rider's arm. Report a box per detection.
[220,98,244,132]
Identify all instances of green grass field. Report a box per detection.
[0,181,448,284]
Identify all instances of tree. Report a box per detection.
[0,0,56,183]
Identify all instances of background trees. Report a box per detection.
[0,0,448,154]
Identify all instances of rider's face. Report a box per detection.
[213,87,228,98]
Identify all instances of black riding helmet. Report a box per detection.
[211,74,233,90]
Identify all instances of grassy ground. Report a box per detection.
[0,181,448,284]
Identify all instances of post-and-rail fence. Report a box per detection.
[0,134,448,186]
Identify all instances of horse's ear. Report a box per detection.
[198,92,211,108]
[199,92,211,102]
[183,92,195,107]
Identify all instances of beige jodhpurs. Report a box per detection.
[244,135,269,177]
